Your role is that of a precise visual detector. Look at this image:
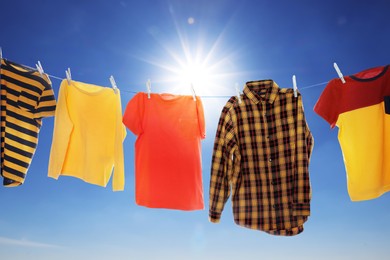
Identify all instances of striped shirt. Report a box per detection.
[1,58,56,187]
[209,80,313,236]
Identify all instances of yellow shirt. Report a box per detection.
[48,80,126,191]
[314,65,390,201]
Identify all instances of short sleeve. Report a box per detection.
[123,93,145,135]
[34,75,57,119]
[313,79,341,128]
[196,97,206,139]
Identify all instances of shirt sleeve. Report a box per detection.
[292,95,313,217]
[209,100,237,223]
[196,96,206,139]
[48,80,74,179]
[33,74,57,119]
[313,79,341,128]
[122,93,144,136]
[112,90,126,191]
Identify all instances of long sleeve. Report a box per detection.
[48,80,73,179]
[209,102,237,223]
[292,95,313,217]
[112,90,126,191]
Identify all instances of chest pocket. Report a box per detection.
[274,116,297,157]
[385,96,390,115]
[274,116,296,138]
[17,91,39,113]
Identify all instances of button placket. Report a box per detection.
[261,101,277,222]
[267,102,283,230]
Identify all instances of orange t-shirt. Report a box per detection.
[123,93,206,210]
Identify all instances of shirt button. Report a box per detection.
[269,158,272,162]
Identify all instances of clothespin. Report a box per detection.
[65,68,72,84]
[36,61,52,84]
[333,62,346,83]
[190,83,196,101]
[235,83,242,104]
[146,79,151,99]
[36,61,44,75]
[109,75,118,94]
[292,75,298,98]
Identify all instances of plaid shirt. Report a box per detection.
[209,80,313,236]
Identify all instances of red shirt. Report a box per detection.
[314,65,390,201]
[123,93,206,210]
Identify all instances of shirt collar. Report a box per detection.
[243,80,279,104]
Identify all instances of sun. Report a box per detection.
[130,6,245,97]
[154,39,240,96]
[176,60,213,90]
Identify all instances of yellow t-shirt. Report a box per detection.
[314,65,390,201]
[48,80,126,191]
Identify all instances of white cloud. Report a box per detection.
[0,236,62,249]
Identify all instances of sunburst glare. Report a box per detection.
[131,5,245,97]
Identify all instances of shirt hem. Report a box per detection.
[54,173,109,188]
[233,219,306,236]
[349,186,390,201]
[136,202,205,211]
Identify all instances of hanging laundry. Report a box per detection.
[123,93,206,210]
[314,65,390,201]
[48,80,126,191]
[0,58,56,187]
[209,80,313,236]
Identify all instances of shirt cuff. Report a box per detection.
[292,202,311,217]
[209,210,221,223]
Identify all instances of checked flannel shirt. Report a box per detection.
[209,80,313,236]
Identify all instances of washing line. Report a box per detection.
[1,56,328,98]
[46,72,328,98]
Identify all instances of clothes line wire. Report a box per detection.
[1,57,328,98]
[46,73,329,98]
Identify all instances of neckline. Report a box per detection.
[3,58,38,76]
[69,80,109,96]
[349,65,389,82]
[244,80,279,104]
[152,93,187,102]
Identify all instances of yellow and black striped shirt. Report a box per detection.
[1,58,56,187]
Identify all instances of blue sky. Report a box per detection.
[1,0,390,259]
